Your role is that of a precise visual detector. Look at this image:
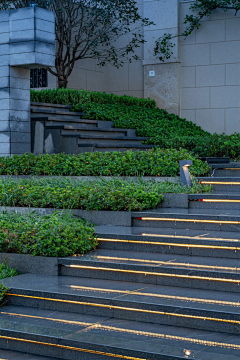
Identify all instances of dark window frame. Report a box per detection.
[30,68,48,88]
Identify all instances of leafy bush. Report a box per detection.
[0,212,97,257]
[0,149,210,177]
[30,89,156,109]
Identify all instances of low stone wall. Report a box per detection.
[0,253,59,276]
[0,206,132,226]
[0,193,188,228]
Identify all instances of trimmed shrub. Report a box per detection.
[0,178,165,211]
[0,177,210,212]
[0,212,97,257]
[30,88,156,109]
[0,149,210,177]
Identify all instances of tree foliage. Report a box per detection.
[1,0,153,87]
[154,0,240,62]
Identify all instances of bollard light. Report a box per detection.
[179,160,192,187]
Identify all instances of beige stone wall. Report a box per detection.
[180,1,240,134]
[43,0,240,135]
[45,0,144,98]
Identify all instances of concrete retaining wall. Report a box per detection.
[0,253,59,276]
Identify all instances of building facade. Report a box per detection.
[44,0,240,135]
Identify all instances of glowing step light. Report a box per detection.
[200,181,240,185]
[7,293,240,325]
[136,217,240,225]
[199,199,240,203]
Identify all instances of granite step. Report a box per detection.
[77,143,156,153]
[31,109,84,117]
[57,249,240,292]
[132,209,240,232]
[0,303,240,360]
[3,274,240,334]
[0,349,60,360]
[197,177,240,192]
[188,193,240,210]
[76,136,147,146]
[62,126,132,137]
[95,226,240,258]
[45,118,98,126]
[31,102,72,110]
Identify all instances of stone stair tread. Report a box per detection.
[189,193,240,199]
[211,163,240,168]
[46,117,97,123]
[59,248,240,275]
[31,102,72,109]
[3,274,240,313]
[31,109,84,116]
[197,177,240,181]
[0,349,60,360]
[78,143,155,148]
[1,305,240,360]
[63,125,128,132]
[131,208,240,218]
[95,225,240,240]
[64,133,147,140]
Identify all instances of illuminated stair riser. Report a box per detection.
[6,293,240,335]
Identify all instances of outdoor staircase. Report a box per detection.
[31,102,155,154]
[1,164,240,359]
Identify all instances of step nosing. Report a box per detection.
[6,293,240,323]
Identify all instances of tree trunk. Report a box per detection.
[58,77,68,88]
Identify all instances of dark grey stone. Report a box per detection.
[0,253,59,276]
[10,142,31,154]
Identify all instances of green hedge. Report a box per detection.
[72,102,240,158]
[0,212,97,257]
[0,178,165,211]
[73,102,208,138]
[30,88,156,109]
[0,149,210,177]
[0,177,210,212]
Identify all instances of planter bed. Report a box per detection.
[0,175,179,182]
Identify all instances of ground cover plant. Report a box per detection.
[31,89,240,158]
[0,262,18,306]
[0,212,97,257]
[30,89,155,108]
[0,149,209,177]
[72,102,240,158]
[0,177,210,212]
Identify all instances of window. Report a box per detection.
[30,68,48,88]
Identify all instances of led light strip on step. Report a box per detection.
[98,237,240,249]
[199,199,240,203]
[2,313,240,351]
[200,181,240,185]
[6,293,240,325]
[136,217,240,224]
[65,285,240,306]
[0,335,144,360]
[64,264,240,283]
[95,255,240,271]
[140,233,240,242]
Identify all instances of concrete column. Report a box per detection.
[0,7,55,156]
[143,0,180,114]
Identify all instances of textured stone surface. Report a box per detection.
[144,62,180,112]
[0,8,55,156]
[0,253,59,275]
